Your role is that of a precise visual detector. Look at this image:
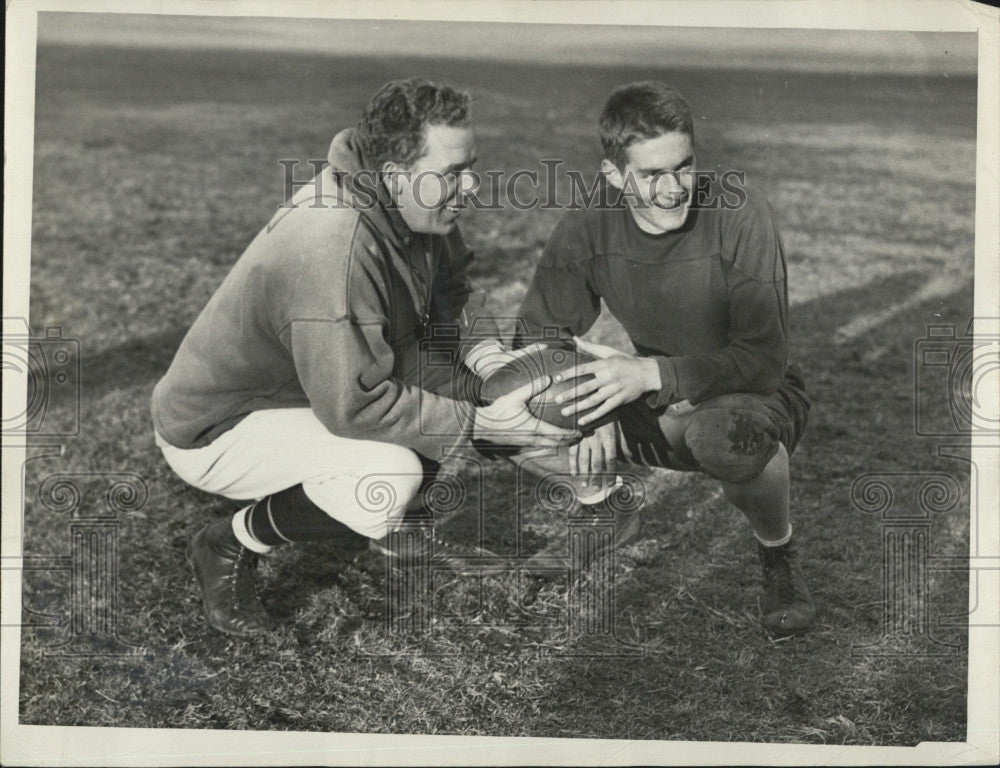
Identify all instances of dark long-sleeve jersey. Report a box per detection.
[517,186,792,407]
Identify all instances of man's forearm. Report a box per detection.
[645,347,784,407]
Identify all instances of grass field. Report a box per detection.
[17,41,977,744]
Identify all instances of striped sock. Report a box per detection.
[231,505,272,554]
[245,484,368,552]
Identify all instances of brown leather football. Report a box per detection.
[479,346,617,431]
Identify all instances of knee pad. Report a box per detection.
[685,406,780,484]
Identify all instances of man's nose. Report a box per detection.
[652,172,687,202]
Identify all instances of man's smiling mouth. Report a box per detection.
[653,193,689,211]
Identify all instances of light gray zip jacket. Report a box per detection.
[151,128,495,457]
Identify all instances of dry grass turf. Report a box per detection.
[17,43,975,743]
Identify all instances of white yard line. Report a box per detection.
[833,271,971,344]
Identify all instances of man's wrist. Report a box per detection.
[644,356,679,408]
[641,356,662,392]
[470,407,518,459]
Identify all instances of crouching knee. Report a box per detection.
[314,446,426,540]
[355,445,426,513]
[685,405,780,484]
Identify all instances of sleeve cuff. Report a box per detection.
[645,356,679,409]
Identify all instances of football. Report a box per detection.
[480,345,617,431]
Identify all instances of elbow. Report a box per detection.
[732,342,785,394]
[310,403,355,438]
[753,352,787,393]
[313,381,404,440]
[759,368,784,393]
[310,398,378,440]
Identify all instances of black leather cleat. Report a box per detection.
[757,538,816,636]
[187,517,274,636]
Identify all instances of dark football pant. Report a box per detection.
[614,365,810,483]
[501,365,809,494]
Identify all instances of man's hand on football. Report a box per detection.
[569,421,619,488]
[572,336,624,360]
[473,374,580,447]
[555,338,661,426]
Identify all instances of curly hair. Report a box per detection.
[356,78,472,173]
[599,81,693,169]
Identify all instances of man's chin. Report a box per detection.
[647,207,690,233]
[436,219,459,235]
[444,213,465,231]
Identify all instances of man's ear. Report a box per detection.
[381,161,407,200]
[600,158,625,191]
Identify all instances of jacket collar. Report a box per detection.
[327,128,417,248]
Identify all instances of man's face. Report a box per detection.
[603,130,695,235]
[386,123,477,236]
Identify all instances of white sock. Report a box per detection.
[231,505,272,554]
[755,524,793,548]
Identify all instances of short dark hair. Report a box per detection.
[357,78,471,172]
[599,81,694,168]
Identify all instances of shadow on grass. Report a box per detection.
[82,326,188,398]
[79,265,969,401]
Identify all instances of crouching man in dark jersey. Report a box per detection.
[517,81,815,636]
